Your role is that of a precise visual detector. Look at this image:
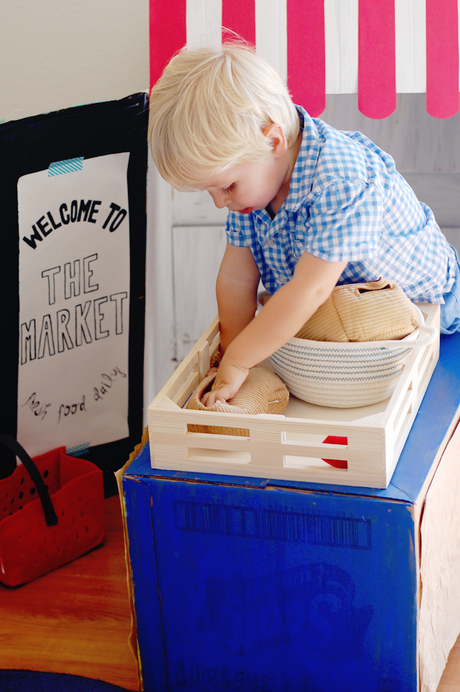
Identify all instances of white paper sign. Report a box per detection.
[17,153,131,456]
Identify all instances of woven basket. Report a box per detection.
[270,305,438,408]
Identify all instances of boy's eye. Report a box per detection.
[222,183,235,194]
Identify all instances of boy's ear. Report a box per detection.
[262,124,288,157]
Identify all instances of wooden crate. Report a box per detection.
[148,303,440,488]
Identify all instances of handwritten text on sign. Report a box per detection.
[17,153,131,456]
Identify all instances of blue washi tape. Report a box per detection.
[66,442,91,457]
[48,157,84,177]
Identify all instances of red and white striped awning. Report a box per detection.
[150,0,460,119]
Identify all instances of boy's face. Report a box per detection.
[198,148,289,215]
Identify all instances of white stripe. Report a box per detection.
[255,0,287,83]
[325,0,358,93]
[186,0,222,49]
[395,0,426,93]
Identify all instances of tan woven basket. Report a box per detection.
[270,305,438,408]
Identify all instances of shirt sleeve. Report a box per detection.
[225,211,255,247]
[297,178,384,263]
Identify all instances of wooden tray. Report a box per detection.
[148,303,440,488]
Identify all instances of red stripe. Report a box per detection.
[426,0,459,119]
[358,0,396,119]
[287,0,325,116]
[149,0,187,91]
[222,0,256,46]
[321,436,348,469]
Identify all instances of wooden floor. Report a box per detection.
[440,645,460,692]
[1,492,460,692]
[0,494,139,691]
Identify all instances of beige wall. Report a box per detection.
[0,0,149,123]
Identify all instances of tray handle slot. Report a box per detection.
[186,447,251,464]
[187,424,250,437]
[284,455,348,470]
[282,433,348,470]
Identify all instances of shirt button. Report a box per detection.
[266,239,275,248]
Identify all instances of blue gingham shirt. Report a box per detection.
[226,106,457,304]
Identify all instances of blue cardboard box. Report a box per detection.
[122,333,460,692]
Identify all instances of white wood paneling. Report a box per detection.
[322,93,460,174]
[325,0,358,94]
[255,0,287,82]
[395,0,426,93]
[172,189,228,226]
[172,225,227,362]
[186,0,222,49]
[144,161,176,418]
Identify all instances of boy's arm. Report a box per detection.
[203,251,347,405]
[216,243,261,355]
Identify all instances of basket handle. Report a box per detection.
[0,434,58,527]
[375,305,439,349]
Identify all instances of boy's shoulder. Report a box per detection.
[310,118,376,184]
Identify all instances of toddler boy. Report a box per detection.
[149,43,460,406]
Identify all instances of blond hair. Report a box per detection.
[148,43,300,189]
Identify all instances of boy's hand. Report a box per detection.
[206,349,222,377]
[201,360,249,406]
[202,252,347,407]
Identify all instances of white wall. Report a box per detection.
[0,0,149,123]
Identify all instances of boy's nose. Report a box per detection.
[209,191,229,209]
